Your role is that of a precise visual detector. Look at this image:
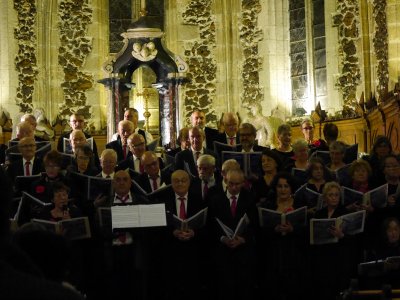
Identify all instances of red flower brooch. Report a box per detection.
[312,140,321,147]
[35,185,45,194]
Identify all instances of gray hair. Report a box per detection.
[100,149,117,161]
[197,154,216,166]
[292,139,309,153]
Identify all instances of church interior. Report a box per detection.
[0,0,398,152]
[0,0,400,299]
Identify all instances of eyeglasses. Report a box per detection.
[302,126,314,130]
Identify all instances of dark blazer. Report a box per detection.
[204,126,219,150]
[136,169,172,194]
[105,140,132,163]
[190,174,222,202]
[207,186,257,299]
[174,148,217,177]
[7,157,44,182]
[165,147,182,159]
[213,132,241,146]
[207,187,257,242]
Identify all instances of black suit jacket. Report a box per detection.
[7,157,44,182]
[207,187,257,243]
[136,170,171,194]
[105,140,132,163]
[191,174,222,202]
[204,126,219,150]
[213,132,241,146]
[174,148,217,177]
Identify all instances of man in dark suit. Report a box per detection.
[57,113,98,154]
[175,126,217,177]
[238,122,267,152]
[110,108,153,144]
[190,154,221,201]
[213,112,240,146]
[207,169,257,300]
[7,137,44,184]
[191,109,219,150]
[116,133,146,177]
[97,149,117,179]
[106,120,134,163]
[96,170,147,299]
[136,151,171,195]
[162,170,207,300]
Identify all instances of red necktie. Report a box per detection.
[203,181,209,199]
[230,195,237,217]
[25,161,31,176]
[229,137,235,145]
[152,178,158,191]
[123,145,127,159]
[179,197,186,219]
[139,161,144,173]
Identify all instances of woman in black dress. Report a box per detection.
[310,181,354,300]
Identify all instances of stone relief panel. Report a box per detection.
[13,0,39,113]
[333,0,361,115]
[109,0,131,53]
[181,0,217,126]
[239,0,263,111]
[372,0,389,99]
[58,0,94,121]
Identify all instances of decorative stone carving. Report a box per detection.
[239,0,263,111]
[372,0,389,100]
[13,0,39,113]
[333,0,361,114]
[58,0,94,121]
[131,42,158,61]
[182,0,217,126]
[248,104,284,148]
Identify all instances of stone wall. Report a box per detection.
[181,0,217,127]
[387,0,400,90]
[332,0,361,115]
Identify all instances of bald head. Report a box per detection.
[141,151,160,178]
[171,170,190,196]
[113,170,132,197]
[128,133,146,158]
